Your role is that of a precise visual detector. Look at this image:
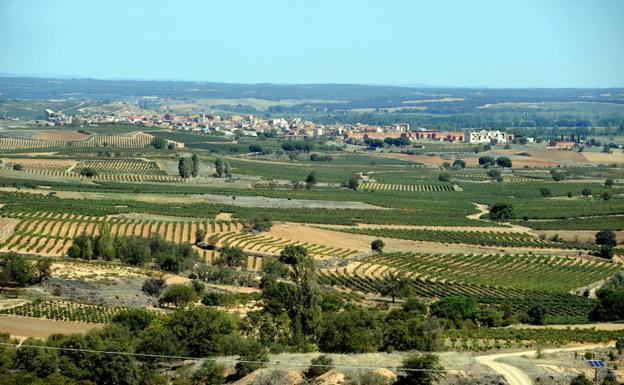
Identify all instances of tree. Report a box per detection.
[489,202,515,220]
[116,236,151,266]
[527,305,545,325]
[112,309,156,333]
[245,217,273,232]
[371,239,385,253]
[452,159,465,170]
[178,157,192,178]
[478,156,495,167]
[142,277,167,297]
[92,342,139,385]
[67,244,81,259]
[379,277,412,303]
[306,355,333,378]
[193,360,225,385]
[496,157,512,168]
[261,257,289,278]
[12,164,22,171]
[195,228,206,244]
[191,154,199,177]
[1,254,35,287]
[248,144,263,153]
[601,192,612,201]
[215,159,224,177]
[79,167,97,177]
[35,259,52,283]
[438,173,451,182]
[596,230,616,247]
[223,161,232,178]
[395,353,444,385]
[95,223,116,260]
[14,338,60,378]
[278,245,321,346]
[150,136,168,149]
[159,284,198,308]
[605,178,614,188]
[581,188,592,197]
[539,187,551,197]
[346,177,359,191]
[306,171,318,190]
[615,337,624,356]
[486,169,501,181]
[552,172,565,181]
[431,296,477,326]
[217,247,246,268]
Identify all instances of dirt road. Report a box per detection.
[476,344,609,385]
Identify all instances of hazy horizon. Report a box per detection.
[1,0,624,88]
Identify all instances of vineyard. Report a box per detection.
[357,252,617,291]
[0,210,244,256]
[0,300,127,323]
[213,231,359,259]
[332,227,591,250]
[359,182,459,192]
[75,160,166,175]
[443,327,624,349]
[317,265,597,322]
[0,132,182,151]
[3,158,187,182]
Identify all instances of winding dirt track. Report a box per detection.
[476,344,608,385]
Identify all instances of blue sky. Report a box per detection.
[1,0,623,87]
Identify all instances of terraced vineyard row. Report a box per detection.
[0,132,182,150]
[193,246,264,272]
[8,167,185,182]
[334,227,588,250]
[3,158,76,173]
[360,252,617,291]
[0,212,243,256]
[214,232,358,259]
[76,160,166,175]
[359,182,458,192]
[317,266,597,321]
[0,300,127,323]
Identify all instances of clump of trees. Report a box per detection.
[244,216,273,232]
[371,239,385,253]
[595,229,617,260]
[214,158,232,178]
[306,171,318,190]
[590,272,624,322]
[68,229,197,273]
[0,253,52,288]
[178,156,192,178]
[344,176,359,190]
[489,202,515,220]
[150,136,168,149]
[191,153,199,177]
[281,140,315,153]
[309,153,333,162]
[79,167,98,177]
[452,159,466,170]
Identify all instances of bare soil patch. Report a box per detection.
[216,213,233,221]
[0,314,104,339]
[32,130,91,141]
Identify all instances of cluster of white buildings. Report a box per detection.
[38,107,516,145]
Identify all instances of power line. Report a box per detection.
[0,342,489,373]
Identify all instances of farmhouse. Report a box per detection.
[468,130,514,144]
